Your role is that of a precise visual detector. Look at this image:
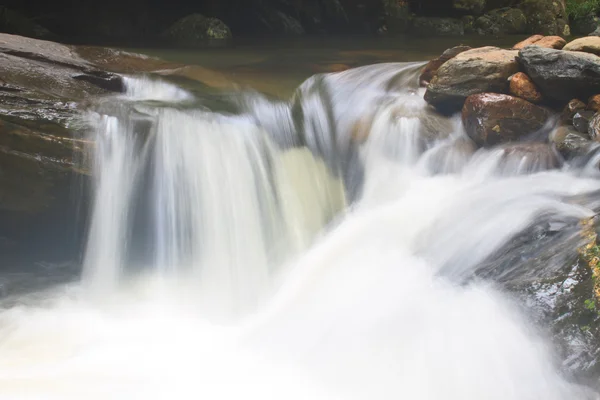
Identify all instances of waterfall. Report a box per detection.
[0,65,600,399]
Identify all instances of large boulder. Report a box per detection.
[474,8,527,35]
[563,37,600,56]
[424,47,519,112]
[517,46,600,102]
[462,93,550,146]
[419,45,472,86]
[509,72,543,103]
[410,17,464,36]
[519,0,569,36]
[163,14,232,47]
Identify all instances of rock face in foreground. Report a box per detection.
[424,47,518,112]
[163,14,232,47]
[462,93,550,147]
[517,46,600,102]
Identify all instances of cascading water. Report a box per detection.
[1,63,600,399]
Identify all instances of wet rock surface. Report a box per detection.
[462,93,550,147]
[424,47,518,112]
[509,71,543,103]
[517,46,600,102]
[551,125,593,159]
[419,45,472,87]
[513,35,566,50]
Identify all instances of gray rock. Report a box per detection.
[551,125,593,159]
[589,112,600,140]
[517,46,600,102]
[163,14,232,47]
[519,0,569,36]
[573,111,595,133]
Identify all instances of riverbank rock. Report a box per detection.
[474,8,527,35]
[517,46,600,102]
[419,45,472,86]
[519,0,569,36]
[0,6,54,40]
[509,72,543,103]
[563,37,600,56]
[410,17,464,36]
[454,0,487,15]
[382,0,411,33]
[163,14,232,47]
[462,93,550,146]
[513,35,566,49]
[424,47,518,112]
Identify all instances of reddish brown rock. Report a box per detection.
[509,72,544,103]
[419,45,472,87]
[561,99,586,124]
[588,94,600,112]
[513,35,545,49]
[462,93,550,147]
[513,35,566,50]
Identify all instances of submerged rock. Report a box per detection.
[424,47,518,112]
[563,36,600,56]
[474,8,527,35]
[509,71,543,103]
[517,46,600,102]
[410,17,464,36]
[551,125,593,159]
[462,93,550,147]
[163,14,232,47]
[419,45,472,87]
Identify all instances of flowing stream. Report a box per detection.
[1,61,600,399]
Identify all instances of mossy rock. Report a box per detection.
[163,14,232,47]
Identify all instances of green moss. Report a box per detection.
[566,0,600,19]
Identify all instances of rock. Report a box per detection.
[514,35,566,49]
[382,0,412,33]
[563,37,600,56]
[163,14,232,47]
[519,0,569,36]
[424,47,519,112]
[573,111,595,133]
[0,6,54,39]
[561,99,586,123]
[591,26,600,37]
[497,142,561,171]
[513,34,544,49]
[588,94,600,112]
[419,45,472,87]
[410,17,464,36]
[509,72,543,103]
[589,112,600,140]
[517,46,600,102]
[454,0,487,15]
[462,93,550,147]
[572,15,600,35]
[474,8,527,35]
[551,125,593,158]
